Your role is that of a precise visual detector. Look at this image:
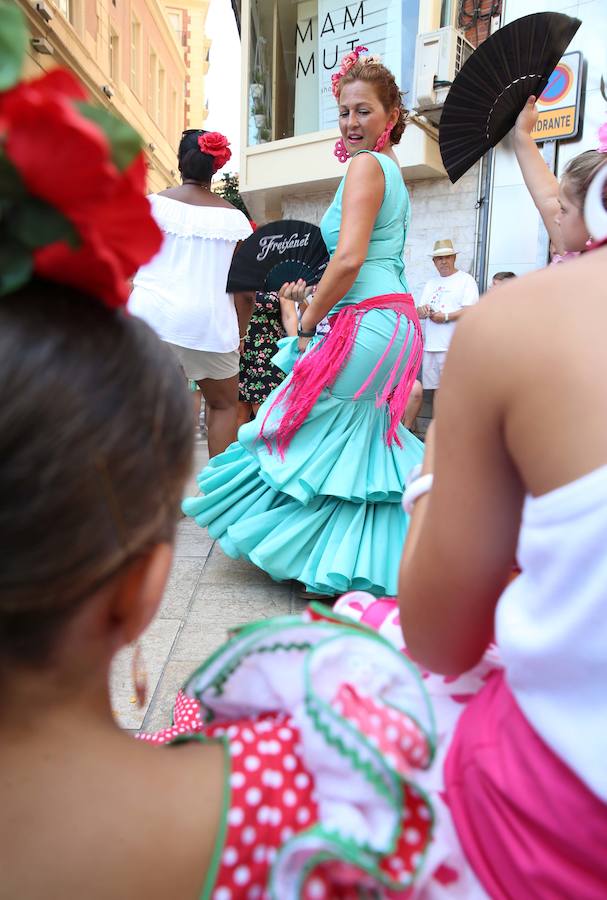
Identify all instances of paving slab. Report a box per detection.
[112,436,301,735]
[158,557,204,619]
[171,583,292,662]
[198,543,285,587]
[142,659,199,733]
[111,616,181,730]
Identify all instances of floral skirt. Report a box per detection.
[239,297,286,405]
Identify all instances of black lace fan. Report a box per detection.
[226,219,329,293]
[439,12,581,183]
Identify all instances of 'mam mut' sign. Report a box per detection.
[294,0,402,134]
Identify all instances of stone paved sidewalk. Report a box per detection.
[110,441,305,733]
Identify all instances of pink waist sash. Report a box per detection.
[445,672,607,898]
[259,293,422,459]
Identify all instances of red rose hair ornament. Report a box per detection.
[198,131,232,173]
[0,2,162,308]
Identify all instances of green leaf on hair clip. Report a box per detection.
[76,102,143,171]
[0,240,32,296]
[14,197,80,250]
[0,1,27,92]
[0,154,26,200]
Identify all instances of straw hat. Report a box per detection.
[431,239,457,258]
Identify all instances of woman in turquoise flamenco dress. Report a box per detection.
[184,48,424,597]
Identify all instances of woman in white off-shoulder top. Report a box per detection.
[129,129,253,456]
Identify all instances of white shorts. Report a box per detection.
[166,342,240,382]
[422,351,447,390]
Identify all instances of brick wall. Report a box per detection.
[405,163,480,301]
[457,0,502,48]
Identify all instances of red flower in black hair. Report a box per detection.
[198,131,232,173]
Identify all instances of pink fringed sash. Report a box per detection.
[259,293,422,459]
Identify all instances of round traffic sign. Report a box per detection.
[538,63,573,106]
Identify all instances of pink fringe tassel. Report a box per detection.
[259,293,422,460]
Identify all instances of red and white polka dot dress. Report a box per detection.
[139,691,432,898]
[137,605,490,898]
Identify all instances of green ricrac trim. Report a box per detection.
[308,602,438,759]
[180,616,339,719]
[167,733,231,900]
[270,824,425,899]
[181,614,312,693]
[304,688,402,855]
[204,642,314,703]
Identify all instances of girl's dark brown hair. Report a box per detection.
[338,59,408,144]
[0,281,193,667]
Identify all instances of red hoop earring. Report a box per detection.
[373,123,393,153]
[334,137,350,163]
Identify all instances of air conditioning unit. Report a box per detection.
[413,27,474,123]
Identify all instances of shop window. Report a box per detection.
[248,0,403,145]
[148,49,158,117]
[56,0,74,23]
[440,0,455,28]
[109,29,119,82]
[130,16,142,95]
[158,66,166,130]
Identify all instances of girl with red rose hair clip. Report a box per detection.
[184,49,424,599]
[0,14,477,896]
[129,129,254,457]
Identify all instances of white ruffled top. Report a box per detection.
[129,194,252,353]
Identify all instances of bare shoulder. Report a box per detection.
[446,247,607,416]
[343,152,385,202]
[110,738,226,898]
[157,186,181,200]
[346,151,386,178]
[458,250,604,345]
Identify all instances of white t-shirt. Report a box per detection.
[129,195,252,352]
[417,270,479,352]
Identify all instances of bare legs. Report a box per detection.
[402,379,423,431]
[197,375,239,458]
[237,400,261,430]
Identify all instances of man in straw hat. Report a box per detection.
[416,239,479,392]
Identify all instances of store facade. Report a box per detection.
[236,0,606,296]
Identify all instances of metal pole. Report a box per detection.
[474,147,493,292]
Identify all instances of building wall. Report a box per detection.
[18,0,187,193]
[405,165,480,300]
[282,162,480,302]
[167,0,212,129]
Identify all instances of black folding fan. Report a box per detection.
[439,12,581,183]
[226,219,329,293]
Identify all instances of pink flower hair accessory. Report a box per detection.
[197,131,232,173]
[598,121,607,155]
[331,45,369,99]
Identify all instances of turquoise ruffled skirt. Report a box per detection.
[183,309,424,596]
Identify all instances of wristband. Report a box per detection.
[444,312,449,323]
[298,322,316,337]
[402,473,434,514]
